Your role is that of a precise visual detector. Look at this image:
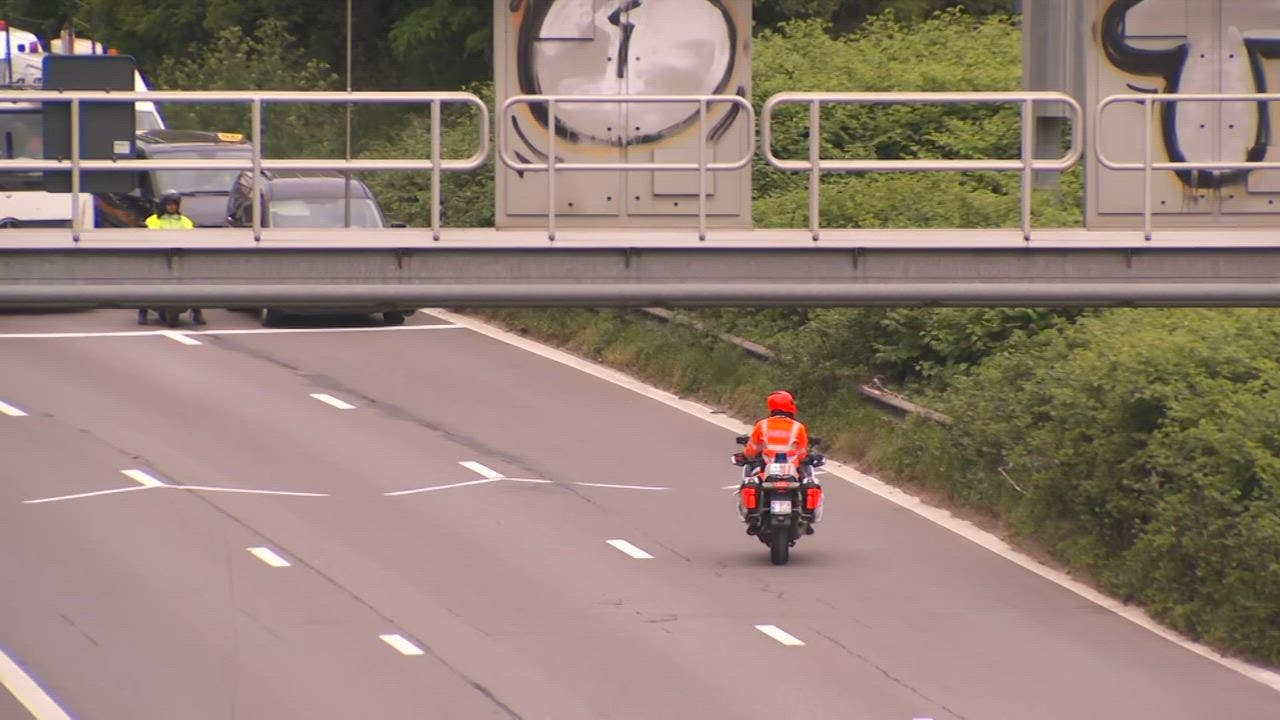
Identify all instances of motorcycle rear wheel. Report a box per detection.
[769,530,790,565]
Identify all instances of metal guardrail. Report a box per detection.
[1096,92,1280,241]
[0,90,489,241]
[761,92,1083,241]
[500,94,755,241]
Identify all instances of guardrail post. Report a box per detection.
[70,97,81,243]
[1143,97,1153,241]
[251,97,263,242]
[547,98,557,242]
[431,98,442,241]
[1021,96,1034,242]
[698,98,708,242]
[808,98,821,242]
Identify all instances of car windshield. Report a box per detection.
[152,148,251,194]
[267,198,384,228]
[0,109,45,190]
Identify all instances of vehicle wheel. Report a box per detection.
[770,530,790,565]
[164,310,181,328]
[382,311,407,326]
[259,308,286,327]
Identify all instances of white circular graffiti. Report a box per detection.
[521,0,737,145]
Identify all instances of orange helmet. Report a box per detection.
[767,390,796,415]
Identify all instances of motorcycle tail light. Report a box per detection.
[741,486,758,510]
[805,486,823,511]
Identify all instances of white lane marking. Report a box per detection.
[721,484,740,490]
[22,486,152,505]
[606,539,654,559]
[379,634,425,656]
[506,477,555,484]
[121,468,167,488]
[0,399,29,417]
[575,482,669,491]
[248,547,291,568]
[0,324,463,340]
[755,625,806,647]
[181,485,329,498]
[459,461,505,479]
[157,330,202,346]
[384,477,502,497]
[310,393,356,410]
[0,646,73,720]
[427,308,1280,694]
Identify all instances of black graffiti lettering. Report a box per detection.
[608,1,644,80]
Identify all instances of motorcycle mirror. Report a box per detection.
[735,435,749,445]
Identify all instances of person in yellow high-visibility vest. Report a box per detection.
[139,191,203,325]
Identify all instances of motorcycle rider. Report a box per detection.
[734,390,822,530]
[139,191,204,326]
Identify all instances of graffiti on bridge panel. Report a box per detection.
[1101,0,1280,189]
[508,0,746,160]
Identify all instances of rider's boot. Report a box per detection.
[137,309,148,325]
[191,308,207,325]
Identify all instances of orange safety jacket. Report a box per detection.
[743,414,809,465]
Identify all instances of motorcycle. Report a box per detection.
[732,435,825,565]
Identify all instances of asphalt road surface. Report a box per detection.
[1,308,1277,719]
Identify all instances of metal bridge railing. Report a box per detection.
[0,90,489,241]
[761,91,1083,241]
[500,94,756,241]
[1096,92,1280,241]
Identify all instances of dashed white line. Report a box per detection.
[310,393,356,410]
[157,330,202,346]
[0,399,28,417]
[575,482,669,491]
[383,477,502,497]
[606,539,654,559]
[459,461,505,479]
[121,468,167,488]
[248,547,292,568]
[0,646,73,720]
[379,634,425,656]
[755,624,805,646]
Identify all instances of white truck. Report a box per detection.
[0,23,165,228]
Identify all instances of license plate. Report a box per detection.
[766,463,792,477]
[770,499,792,514]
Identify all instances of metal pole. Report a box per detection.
[343,0,352,229]
[697,98,707,241]
[430,98,441,241]
[251,98,262,241]
[1021,97,1034,241]
[70,97,81,242]
[547,98,557,242]
[809,99,821,241]
[1143,97,1153,241]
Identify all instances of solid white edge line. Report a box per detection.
[121,468,167,488]
[157,330,202,346]
[384,477,502,497]
[606,539,655,559]
[379,634,425,656]
[247,547,291,568]
[0,400,29,417]
[458,460,505,479]
[310,393,356,410]
[575,482,669,491]
[0,646,73,720]
[755,624,805,647]
[424,308,1280,694]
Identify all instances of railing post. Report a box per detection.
[808,98,821,242]
[547,98,557,242]
[698,98,708,241]
[431,97,442,241]
[70,97,81,243]
[1021,96,1034,241]
[251,97,263,242]
[1143,97,1153,241]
